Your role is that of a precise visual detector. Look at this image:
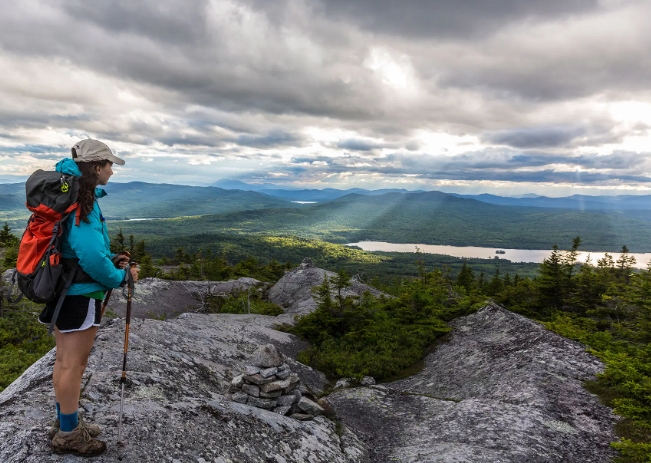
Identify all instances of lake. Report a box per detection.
[347,241,651,269]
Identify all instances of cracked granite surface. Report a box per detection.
[327,304,618,463]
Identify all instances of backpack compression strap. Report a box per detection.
[5,270,23,304]
[48,261,79,335]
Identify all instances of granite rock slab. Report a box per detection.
[327,303,618,463]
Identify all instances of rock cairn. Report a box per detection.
[230,344,325,420]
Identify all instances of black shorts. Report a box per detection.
[38,296,102,332]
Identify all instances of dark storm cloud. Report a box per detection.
[255,148,651,185]
[484,126,586,149]
[62,0,209,45]
[0,0,648,130]
[236,130,304,148]
[158,135,226,148]
[321,0,600,39]
[0,145,60,156]
[335,139,383,151]
[244,0,599,39]
[396,150,651,174]
[242,160,651,185]
[0,0,377,120]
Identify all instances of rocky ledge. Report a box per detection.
[327,303,618,462]
[0,313,367,463]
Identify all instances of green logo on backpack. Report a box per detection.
[61,182,69,193]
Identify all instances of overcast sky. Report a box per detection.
[1,0,650,196]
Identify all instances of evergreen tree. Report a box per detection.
[2,246,18,269]
[313,275,333,311]
[563,236,582,280]
[0,223,18,247]
[456,261,474,291]
[138,254,160,279]
[110,228,125,253]
[477,272,486,292]
[414,247,427,283]
[570,257,602,314]
[616,245,636,284]
[333,270,351,311]
[503,273,513,287]
[133,240,147,263]
[538,244,565,311]
[488,269,503,296]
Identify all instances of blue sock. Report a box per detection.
[56,402,61,421]
[60,411,79,432]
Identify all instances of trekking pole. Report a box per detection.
[100,289,112,319]
[117,262,136,446]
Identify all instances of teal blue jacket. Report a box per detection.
[55,159,127,295]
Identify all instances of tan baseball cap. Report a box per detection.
[71,139,125,165]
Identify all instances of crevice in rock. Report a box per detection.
[368,385,463,403]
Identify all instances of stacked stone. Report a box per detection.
[230,344,324,420]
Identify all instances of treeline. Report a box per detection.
[109,227,293,283]
[285,268,482,381]
[111,229,541,285]
[0,225,55,391]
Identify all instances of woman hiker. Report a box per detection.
[38,139,139,456]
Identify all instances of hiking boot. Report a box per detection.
[51,422,107,456]
[48,419,101,440]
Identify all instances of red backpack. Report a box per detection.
[6,169,81,333]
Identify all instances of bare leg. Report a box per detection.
[53,327,98,415]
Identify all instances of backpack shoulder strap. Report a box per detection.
[48,261,79,335]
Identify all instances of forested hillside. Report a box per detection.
[110,191,651,252]
[5,184,651,251]
[456,193,651,223]
[0,181,298,228]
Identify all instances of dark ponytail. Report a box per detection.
[77,160,109,223]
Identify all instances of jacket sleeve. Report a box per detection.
[66,213,127,289]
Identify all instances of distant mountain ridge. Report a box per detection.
[211,179,423,202]
[453,193,651,211]
[3,179,651,211]
[115,189,651,252]
[0,181,297,222]
[4,181,651,250]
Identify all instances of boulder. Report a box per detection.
[260,367,279,378]
[260,378,292,394]
[334,378,353,389]
[231,391,248,404]
[298,397,325,416]
[360,376,375,386]
[103,276,265,320]
[242,384,260,397]
[243,373,275,385]
[268,259,388,315]
[250,343,283,368]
